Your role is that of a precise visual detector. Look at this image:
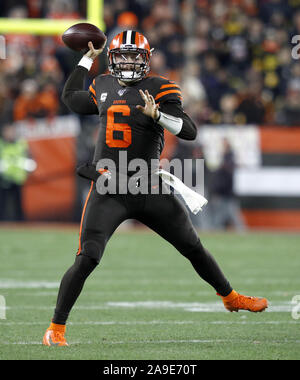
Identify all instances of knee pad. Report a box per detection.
[80,239,104,264]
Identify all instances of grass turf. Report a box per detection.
[0,227,299,360]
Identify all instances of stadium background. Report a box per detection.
[0,0,300,231]
[0,0,300,362]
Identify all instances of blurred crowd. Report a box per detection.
[0,0,299,128]
[1,0,300,128]
[1,0,300,227]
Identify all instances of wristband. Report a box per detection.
[157,111,183,135]
[78,56,94,71]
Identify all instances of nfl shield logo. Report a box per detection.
[118,88,127,97]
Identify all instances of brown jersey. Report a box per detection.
[88,74,182,171]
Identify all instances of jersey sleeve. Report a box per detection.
[154,77,183,104]
[153,77,196,140]
[61,66,98,115]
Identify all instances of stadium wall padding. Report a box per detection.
[16,115,79,221]
[242,127,300,229]
[199,126,300,230]
[22,137,76,221]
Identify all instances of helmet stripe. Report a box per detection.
[122,31,127,44]
[131,31,136,44]
[126,30,132,44]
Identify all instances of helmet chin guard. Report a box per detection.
[108,30,152,83]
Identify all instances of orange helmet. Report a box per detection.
[107,30,152,82]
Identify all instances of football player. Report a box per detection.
[43,31,268,346]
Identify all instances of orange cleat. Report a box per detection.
[43,323,68,346]
[218,290,268,313]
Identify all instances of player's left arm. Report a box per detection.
[137,89,197,140]
[158,100,197,140]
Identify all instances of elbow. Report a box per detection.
[188,127,197,140]
[179,115,198,140]
[177,132,196,141]
[61,90,68,106]
[189,120,198,140]
[177,125,197,140]
[61,91,75,112]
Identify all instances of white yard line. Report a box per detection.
[1,338,300,346]
[0,280,60,289]
[1,300,295,312]
[0,320,298,326]
[9,290,299,297]
[1,278,300,289]
[0,320,195,326]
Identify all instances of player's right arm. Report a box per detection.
[61,41,105,115]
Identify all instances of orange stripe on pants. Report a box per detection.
[77,181,94,255]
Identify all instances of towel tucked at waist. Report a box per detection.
[156,169,208,214]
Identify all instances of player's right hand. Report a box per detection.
[85,40,106,60]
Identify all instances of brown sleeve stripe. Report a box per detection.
[155,89,182,101]
[160,83,180,89]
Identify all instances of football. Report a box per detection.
[62,23,107,53]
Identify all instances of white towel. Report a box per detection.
[156,169,208,214]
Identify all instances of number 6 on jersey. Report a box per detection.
[106,105,132,148]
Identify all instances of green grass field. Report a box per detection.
[0,226,299,360]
